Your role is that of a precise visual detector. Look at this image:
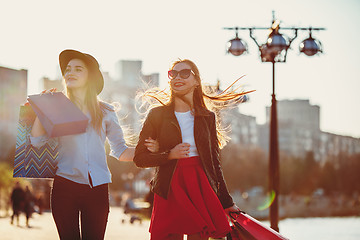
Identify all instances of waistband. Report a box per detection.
[176,156,201,167]
[53,175,107,190]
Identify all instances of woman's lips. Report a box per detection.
[174,82,184,87]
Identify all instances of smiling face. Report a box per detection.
[64,59,89,90]
[170,62,199,97]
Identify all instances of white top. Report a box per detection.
[174,111,199,157]
[29,103,128,187]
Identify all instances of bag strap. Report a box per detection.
[229,210,246,222]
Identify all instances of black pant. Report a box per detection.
[51,176,109,240]
[11,204,22,224]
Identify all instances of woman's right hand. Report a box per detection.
[168,143,190,160]
[144,137,159,153]
[40,88,57,95]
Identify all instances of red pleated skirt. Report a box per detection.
[149,156,231,240]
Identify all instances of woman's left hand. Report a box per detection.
[144,137,159,153]
[225,204,241,217]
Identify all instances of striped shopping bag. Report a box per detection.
[13,105,59,178]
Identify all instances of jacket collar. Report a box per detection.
[162,104,176,120]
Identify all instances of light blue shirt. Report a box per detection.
[29,104,128,187]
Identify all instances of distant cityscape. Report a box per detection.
[0,62,359,162]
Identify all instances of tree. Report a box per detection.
[319,160,337,195]
[0,162,15,213]
[221,144,267,192]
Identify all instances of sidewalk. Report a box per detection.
[0,207,150,240]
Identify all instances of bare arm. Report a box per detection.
[119,138,159,162]
[118,147,135,162]
[31,117,46,137]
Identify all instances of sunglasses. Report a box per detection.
[168,69,195,80]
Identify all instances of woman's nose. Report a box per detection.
[65,70,74,76]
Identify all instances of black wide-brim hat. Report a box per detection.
[59,49,104,95]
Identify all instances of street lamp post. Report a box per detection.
[224,12,325,232]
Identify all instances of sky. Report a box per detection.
[0,0,359,138]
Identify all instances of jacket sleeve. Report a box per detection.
[133,108,172,168]
[210,112,234,209]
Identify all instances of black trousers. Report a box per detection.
[51,176,109,240]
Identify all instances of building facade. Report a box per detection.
[101,60,159,134]
[223,99,360,161]
[0,66,28,158]
[43,77,64,92]
[223,107,258,147]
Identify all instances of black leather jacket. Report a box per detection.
[134,104,234,209]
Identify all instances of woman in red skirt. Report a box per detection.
[134,59,252,240]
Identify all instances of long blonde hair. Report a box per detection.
[64,66,112,136]
[137,59,254,148]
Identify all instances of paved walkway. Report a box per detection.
[0,207,150,240]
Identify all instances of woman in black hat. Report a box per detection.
[30,49,158,239]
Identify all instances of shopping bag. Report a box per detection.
[227,223,257,240]
[227,211,289,240]
[27,92,88,137]
[13,105,59,178]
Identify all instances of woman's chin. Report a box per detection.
[66,84,80,90]
[173,89,193,97]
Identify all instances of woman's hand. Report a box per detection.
[225,204,241,220]
[168,143,190,160]
[40,88,57,95]
[144,137,159,153]
[25,88,57,106]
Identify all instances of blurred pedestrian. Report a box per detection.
[29,49,158,240]
[10,181,25,226]
[134,59,249,240]
[36,194,45,215]
[23,185,35,227]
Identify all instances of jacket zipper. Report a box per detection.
[166,119,182,197]
[170,120,182,136]
[195,117,219,195]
